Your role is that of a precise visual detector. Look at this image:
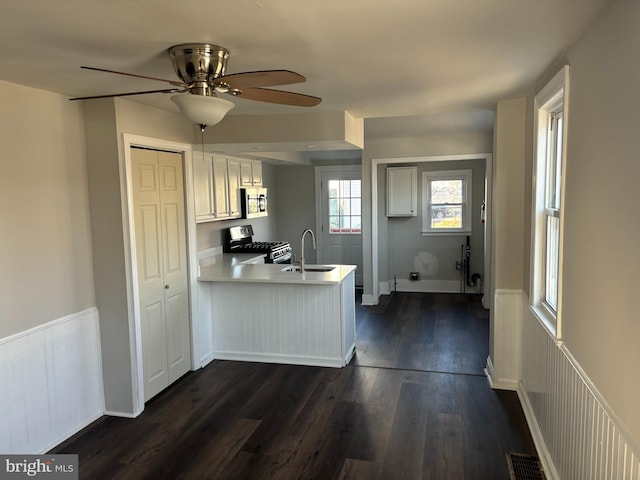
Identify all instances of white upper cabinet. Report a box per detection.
[227,157,241,217]
[387,166,417,216]
[193,153,243,222]
[240,159,262,186]
[212,154,231,218]
[193,151,215,222]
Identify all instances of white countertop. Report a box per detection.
[198,253,356,285]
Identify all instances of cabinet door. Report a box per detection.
[387,166,417,216]
[250,160,262,186]
[193,152,214,222]
[240,159,253,186]
[212,155,230,218]
[227,157,241,217]
[239,159,263,186]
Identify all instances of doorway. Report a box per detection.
[315,165,363,286]
[130,147,191,402]
[368,153,493,308]
[122,134,197,414]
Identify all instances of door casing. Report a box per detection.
[121,134,197,416]
[314,165,363,286]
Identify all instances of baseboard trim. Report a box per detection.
[485,356,519,391]
[199,352,214,368]
[394,278,462,293]
[103,410,139,419]
[516,384,559,480]
[213,351,346,368]
[361,294,378,305]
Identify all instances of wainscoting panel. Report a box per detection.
[486,289,522,390]
[196,281,214,368]
[209,282,348,367]
[520,303,640,479]
[0,308,104,453]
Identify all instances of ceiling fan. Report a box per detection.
[70,43,322,128]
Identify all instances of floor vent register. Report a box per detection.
[507,453,545,480]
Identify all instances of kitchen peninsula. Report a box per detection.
[197,252,357,368]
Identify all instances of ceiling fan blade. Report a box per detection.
[69,87,185,101]
[80,66,187,88]
[216,70,306,90]
[235,87,321,107]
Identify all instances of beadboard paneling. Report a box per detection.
[521,302,640,479]
[486,289,522,390]
[0,308,104,453]
[210,282,349,367]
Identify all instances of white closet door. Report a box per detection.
[157,151,190,385]
[132,148,190,402]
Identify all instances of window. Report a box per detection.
[328,179,361,234]
[532,66,569,334]
[422,169,472,234]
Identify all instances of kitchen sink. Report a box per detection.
[281,265,335,272]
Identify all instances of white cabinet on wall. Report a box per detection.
[387,166,417,216]
[193,151,215,222]
[193,153,242,222]
[212,154,231,218]
[240,159,262,186]
[227,157,241,217]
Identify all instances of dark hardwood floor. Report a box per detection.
[51,292,535,479]
[353,292,489,375]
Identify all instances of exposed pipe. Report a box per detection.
[456,244,465,293]
[465,235,482,289]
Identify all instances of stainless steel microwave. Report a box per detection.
[241,188,268,218]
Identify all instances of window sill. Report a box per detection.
[421,230,472,237]
[529,303,558,340]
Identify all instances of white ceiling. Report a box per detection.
[0,0,610,142]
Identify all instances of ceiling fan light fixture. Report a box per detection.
[171,94,235,127]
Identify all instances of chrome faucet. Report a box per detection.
[300,228,316,273]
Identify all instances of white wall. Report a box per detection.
[0,81,102,453]
[514,2,640,474]
[0,81,95,338]
[84,98,196,415]
[273,165,318,263]
[560,0,640,444]
[492,98,526,291]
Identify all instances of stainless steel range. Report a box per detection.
[223,225,292,264]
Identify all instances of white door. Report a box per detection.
[319,170,363,286]
[131,148,191,402]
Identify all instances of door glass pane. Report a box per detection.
[329,216,340,233]
[327,179,361,234]
[351,198,361,215]
[328,180,339,198]
[329,198,338,215]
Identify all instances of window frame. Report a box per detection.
[531,66,570,339]
[421,169,472,235]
